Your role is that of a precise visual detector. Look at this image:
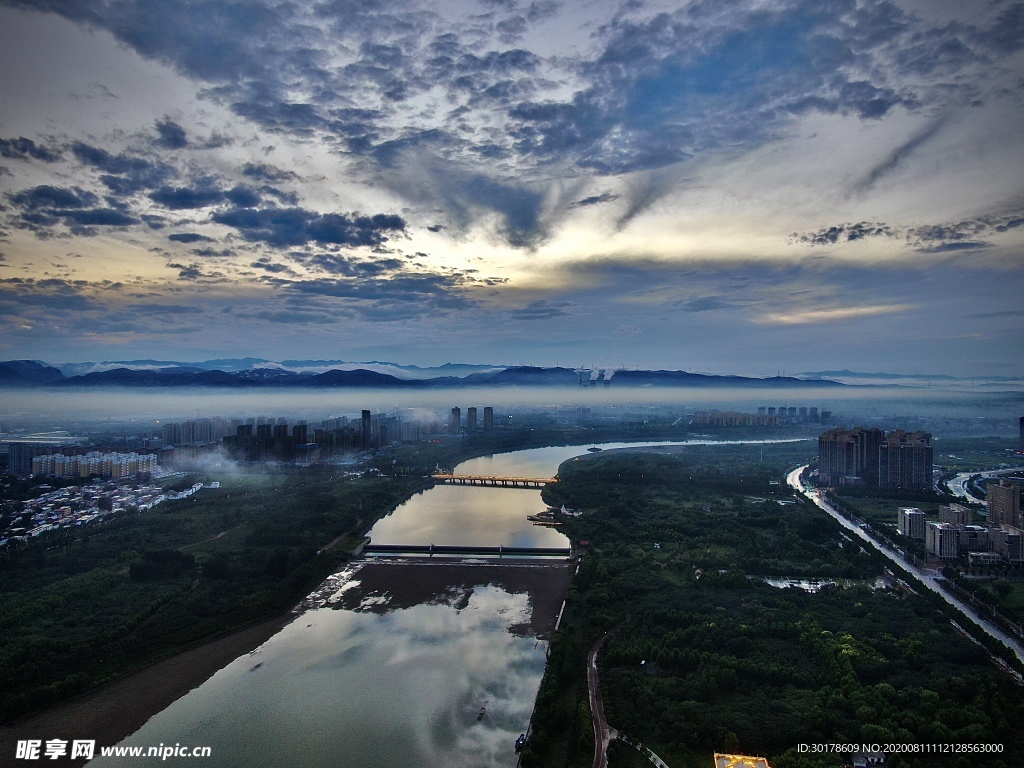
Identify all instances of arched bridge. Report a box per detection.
[432,474,558,488]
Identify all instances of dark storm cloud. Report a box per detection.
[794,210,1024,251]
[250,257,296,275]
[8,0,1023,251]
[0,137,62,162]
[148,183,225,210]
[153,118,188,149]
[225,185,262,207]
[793,221,898,246]
[10,185,97,210]
[190,247,234,258]
[6,185,139,235]
[0,276,116,312]
[276,271,477,320]
[211,206,406,249]
[303,253,405,276]
[570,192,618,208]
[241,162,298,183]
[71,142,176,194]
[167,232,215,244]
[165,261,226,281]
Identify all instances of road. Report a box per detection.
[787,466,1024,667]
[944,466,1024,505]
[588,631,616,768]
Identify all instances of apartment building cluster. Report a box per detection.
[818,427,934,493]
[898,481,1023,566]
[30,450,158,480]
[448,406,494,433]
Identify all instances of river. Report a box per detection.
[88,439,803,767]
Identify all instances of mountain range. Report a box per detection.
[0,359,844,389]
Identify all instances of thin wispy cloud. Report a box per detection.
[759,304,918,326]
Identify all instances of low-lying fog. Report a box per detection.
[1,386,1021,436]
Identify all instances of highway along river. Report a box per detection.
[90,440,800,768]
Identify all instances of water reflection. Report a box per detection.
[368,485,567,548]
[89,586,545,768]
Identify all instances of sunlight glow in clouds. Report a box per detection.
[0,0,1021,374]
[759,304,919,326]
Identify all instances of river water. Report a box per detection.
[88,439,799,767]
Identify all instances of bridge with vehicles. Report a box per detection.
[432,474,557,488]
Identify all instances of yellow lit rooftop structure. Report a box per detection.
[714,755,771,768]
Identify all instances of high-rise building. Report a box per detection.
[939,503,971,526]
[926,521,958,559]
[449,407,461,433]
[897,507,926,540]
[878,430,933,493]
[484,406,494,432]
[361,410,372,447]
[993,526,1024,565]
[989,480,1022,529]
[467,407,478,432]
[817,427,884,486]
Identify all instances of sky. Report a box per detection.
[0,0,1022,376]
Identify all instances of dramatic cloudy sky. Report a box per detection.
[0,0,1022,375]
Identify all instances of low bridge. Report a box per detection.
[363,543,571,558]
[432,474,558,488]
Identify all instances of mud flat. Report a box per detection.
[306,558,573,639]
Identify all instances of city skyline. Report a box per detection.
[1,0,1023,375]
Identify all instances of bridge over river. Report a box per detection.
[431,473,557,488]
[363,543,571,558]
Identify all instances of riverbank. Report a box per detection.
[0,559,574,766]
[0,613,292,766]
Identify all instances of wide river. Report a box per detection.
[89,439,801,767]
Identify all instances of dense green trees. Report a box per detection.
[527,449,1024,768]
[0,469,425,722]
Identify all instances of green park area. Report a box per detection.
[524,444,1024,768]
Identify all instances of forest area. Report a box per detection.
[0,468,425,722]
[524,446,1024,768]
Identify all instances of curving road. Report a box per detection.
[787,465,1024,666]
[944,466,1024,506]
[588,631,616,768]
[588,628,673,768]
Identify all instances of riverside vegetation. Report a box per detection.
[0,467,426,722]
[527,444,1024,768]
[0,415,719,724]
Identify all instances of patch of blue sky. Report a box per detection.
[625,14,820,125]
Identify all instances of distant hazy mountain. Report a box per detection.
[0,359,845,389]
[0,360,65,385]
[800,369,1022,384]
